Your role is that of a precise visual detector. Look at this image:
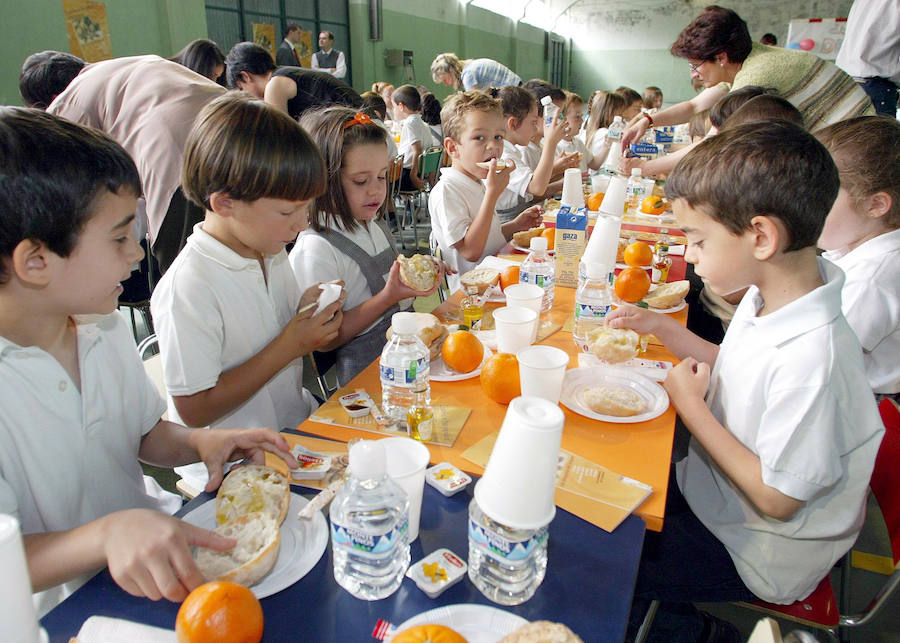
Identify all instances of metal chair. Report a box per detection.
[387,154,404,241]
[429,231,451,303]
[307,350,338,400]
[396,146,443,251]
[636,398,900,643]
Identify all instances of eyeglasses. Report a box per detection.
[688,60,707,74]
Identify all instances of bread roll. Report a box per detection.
[215,465,290,526]
[513,226,545,248]
[586,326,641,364]
[642,280,689,310]
[582,386,646,417]
[459,268,500,294]
[397,254,438,291]
[195,512,280,587]
[499,620,584,642]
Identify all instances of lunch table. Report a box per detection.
[41,467,646,642]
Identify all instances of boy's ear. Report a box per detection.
[444,136,459,159]
[506,115,519,132]
[749,215,781,260]
[208,192,236,218]
[10,239,52,286]
[866,191,893,220]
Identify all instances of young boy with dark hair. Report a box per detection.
[607,121,884,641]
[428,91,542,293]
[0,107,298,615]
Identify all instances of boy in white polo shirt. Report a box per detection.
[0,108,300,615]
[151,95,344,492]
[428,90,542,293]
[607,121,884,641]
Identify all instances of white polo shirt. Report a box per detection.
[398,114,434,169]
[428,167,507,293]
[0,313,165,615]
[677,259,884,604]
[556,137,592,172]
[823,228,900,394]
[516,142,542,171]
[151,225,314,489]
[496,139,535,213]
[289,218,411,336]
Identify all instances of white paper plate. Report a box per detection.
[615,262,651,270]
[394,604,528,642]
[646,299,686,314]
[181,492,328,599]
[560,366,669,424]
[431,344,492,381]
[512,242,555,255]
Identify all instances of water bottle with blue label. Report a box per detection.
[331,440,410,600]
[380,312,430,424]
[573,261,613,352]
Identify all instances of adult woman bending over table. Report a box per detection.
[620,6,874,177]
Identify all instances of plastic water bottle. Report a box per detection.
[467,497,549,605]
[606,115,625,141]
[541,95,558,128]
[330,440,410,600]
[573,261,612,352]
[519,236,555,312]
[626,167,648,214]
[380,312,430,424]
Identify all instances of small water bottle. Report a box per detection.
[606,115,624,141]
[541,95,558,129]
[519,237,555,312]
[573,261,613,352]
[330,440,411,600]
[380,312,430,425]
[626,168,648,214]
[467,497,549,605]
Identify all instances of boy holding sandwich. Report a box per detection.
[428,90,542,294]
[0,107,300,615]
[606,121,884,640]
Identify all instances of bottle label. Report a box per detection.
[521,270,554,290]
[575,302,611,320]
[331,518,409,556]
[468,518,548,563]
[380,357,429,385]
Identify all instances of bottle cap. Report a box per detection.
[391,311,418,335]
[585,261,608,280]
[349,440,385,480]
[630,168,642,177]
[613,115,623,123]
[529,236,548,251]
[540,95,553,106]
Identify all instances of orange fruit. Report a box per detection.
[441,329,484,373]
[480,352,520,404]
[640,196,665,215]
[499,265,520,290]
[586,191,605,211]
[615,266,652,303]
[541,227,555,251]
[392,624,467,643]
[623,241,653,267]
[176,581,263,643]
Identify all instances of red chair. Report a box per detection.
[636,398,900,643]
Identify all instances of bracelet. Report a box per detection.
[642,112,654,127]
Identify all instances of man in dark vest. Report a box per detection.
[276,22,302,67]
[311,31,346,79]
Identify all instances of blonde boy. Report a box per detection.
[0,107,298,615]
[607,121,884,640]
[151,95,343,491]
[428,91,542,293]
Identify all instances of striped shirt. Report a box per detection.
[460,59,521,91]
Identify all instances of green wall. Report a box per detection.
[1,0,207,106]
[348,0,552,100]
[571,49,696,106]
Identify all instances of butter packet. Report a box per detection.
[290,444,332,480]
[405,548,467,598]
[554,205,588,288]
[425,462,472,496]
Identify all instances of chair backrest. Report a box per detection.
[137,334,168,420]
[419,146,444,190]
[388,154,404,201]
[429,232,450,302]
[873,398,900,564]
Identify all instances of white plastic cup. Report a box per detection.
[516,345,570,404]
[590,173,611,196]
[380,437,430,542]
[560,167,585,208]
[493,306,537,354]
[503,283,543,342]
[598,174,628,218]
[474,397,564,529]
[0,515,45,643]
[583,212,623,269]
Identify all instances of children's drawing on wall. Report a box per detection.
[63,0,112,62]
[252,23,277,61]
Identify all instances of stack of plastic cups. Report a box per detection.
[579,174,627,287]
[559,168,585,209]
[0,515,48,643]
[468,397,564,605]
[602,140,623,173]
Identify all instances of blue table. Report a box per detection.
[42,484,645,642]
